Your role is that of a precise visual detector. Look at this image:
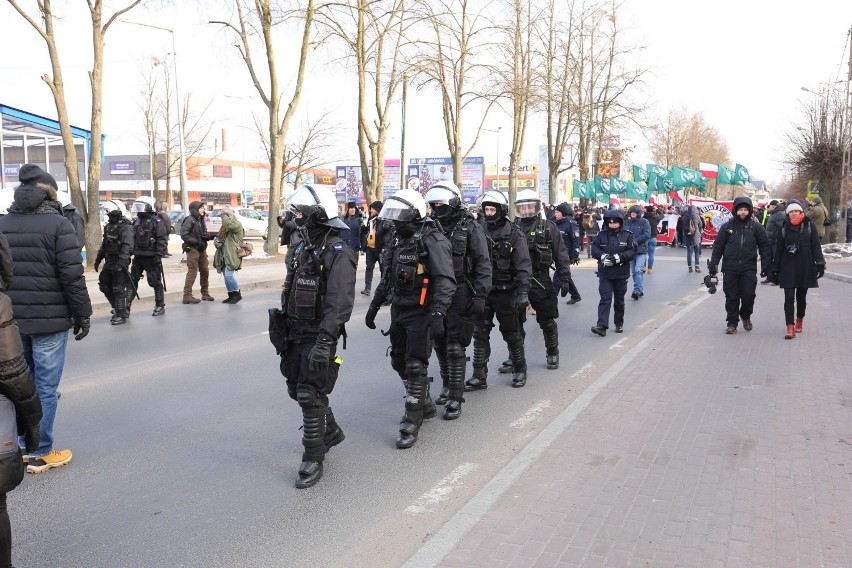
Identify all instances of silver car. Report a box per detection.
[206,208,268,239]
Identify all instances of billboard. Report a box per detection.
[335,165,365,204]
[407,156,484,204]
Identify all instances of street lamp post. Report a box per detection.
[122,20,189,213]
[225,95,248,207]
[481,126,502,190]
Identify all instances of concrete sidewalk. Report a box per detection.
[405,276,852,567]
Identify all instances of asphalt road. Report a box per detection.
[11,246,707,568]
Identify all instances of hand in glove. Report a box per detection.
[471,296,486,315]
[73,316,91,341]
[516,290,529,308]
[94,259,101,272]
[601,254,615,267]
[570,257,581,266]
[612,254,621,265]
[770,270,780,285]
[365,305,379,330]
[428,312,446,340]
[560,279,572,298]
[24,424,40,453]
[815,264,825,279]
[708,264,718,276]
[308,333,335,373]
[760,268,767,278]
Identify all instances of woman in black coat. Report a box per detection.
[770,202,825,339]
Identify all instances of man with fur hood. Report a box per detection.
[0,164,91,474]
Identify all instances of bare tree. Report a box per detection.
[493,0,538,214]
[211,0,315,255]
[648,107,729,169]
[283,111,342,191]
[8,0,144,264]
[318,0,411,204]
[411,0,498,189]
[785,87,847,238]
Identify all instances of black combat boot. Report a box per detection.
[111,294,128,326]
[498,358,513,374]
[152,288,165,316]
[296,387,326,489]
[397,372,427,449]
[465,336,490,391]
[541,319,559,370]
[444,344,466,420]
[507,332,527,388]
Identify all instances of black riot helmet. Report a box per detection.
[480,190,509,227]
[425,181,464,223]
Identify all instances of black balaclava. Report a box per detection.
[107,210,123,224]
[393,220,420,238]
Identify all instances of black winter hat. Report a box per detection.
[555,203,571,217]
[370,201,383,213]
[19,164,58,190]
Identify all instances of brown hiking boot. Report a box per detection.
[183,296,201,304]
[201,294,215,301]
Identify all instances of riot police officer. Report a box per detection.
[94,200,134,325]
[128,196,169,317]
[279,185,356,488]
[424,182,491,420]
[465,190,532,389]
[365,189,455,448]
[591,209,637,336]
[497,190,571,371]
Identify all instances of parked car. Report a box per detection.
[167,210,186,234]
[206,208,268,239]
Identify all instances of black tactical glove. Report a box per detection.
[471,296,486,315]
[516,289,529,308]
[708,263,718,276]
[94,259,101,272]
[24,424,40,453]
[73,316,91,341]
[428,312,446,340]
[570,258,581,266]
[560,279,571,298]
[308,332,335,373]
[770,270,780,285]
[365,304,379,330]
[815,264,825,279]
[760,268,767,278]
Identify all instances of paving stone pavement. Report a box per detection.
[407,276,852,568]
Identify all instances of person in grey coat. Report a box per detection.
[683,204,705,273]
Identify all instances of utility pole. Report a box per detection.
[840,26,852,243]
[400,75,407,192]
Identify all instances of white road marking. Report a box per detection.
[570,362,593,379]
[405,463,479,515]
[510,401,552,429]
[609,338,626,350]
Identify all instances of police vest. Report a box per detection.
[525,219,553,273]
[133,216,158,252]
[286,239,339,324]
[447,220,471,281]
[102,222,123,258]
[390,227,434,307]
[488,229,517,286]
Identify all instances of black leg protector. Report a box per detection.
[322,395,345,452]
[112,292,128,324]
[433,342,450,405]
[507,331,527,387]
[466,331,490,391]
[296,385,326,488]
[444,341,466,420]
[397,360,428,449]
[152,287,166,316]
[540,319,560,370]
[391,353,408,383]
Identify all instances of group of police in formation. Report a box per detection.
[272,183,637,489]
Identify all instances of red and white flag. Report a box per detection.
[699,162,718,180]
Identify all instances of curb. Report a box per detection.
[824,271,852,284]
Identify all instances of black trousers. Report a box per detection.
[97,266,128,307]
[476,289,523,337]
[364,249,381,290]
[722,270,758,326]
[131,256,164,299]
[528,275,558,323]
[783,287,808,324]
[281,333,340,398]
[597,277,627,328]
[389,306,434,368]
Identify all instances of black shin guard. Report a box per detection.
[444,342,466,420]
[507,332,527,387]
[541,319,559,369]
[466,335,490,390]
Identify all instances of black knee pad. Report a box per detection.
[539,319,558,333]
[405,359,427,379]
[296,385,319,407]
[473,325,490,341]
[391,354,407,376]
[446,341,465,360]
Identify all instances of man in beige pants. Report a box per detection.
[179,201,214,303]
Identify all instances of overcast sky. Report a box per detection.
[1,0,851,189]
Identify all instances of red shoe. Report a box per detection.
[794,318,803,334]
[784,324,795,340]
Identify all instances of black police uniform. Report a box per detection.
[369,219,455,448]
[467,217,532,389]
[514,215,571,370]
[708,198,772,330]
[281,230,357,477]
[95,215,134,322]
[591,218,637,332]
[432,211,491,419]
[553,215,582,302]
[129,212,169,315]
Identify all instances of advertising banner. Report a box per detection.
[407,157,484,204]
[335,165,365,205]
[110,161,136,175]
[655,198,734,246]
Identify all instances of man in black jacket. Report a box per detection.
[95,200,134,325]
[0,164,91,474]
[708,196,772,334]
[553,203,582,304]
[180,201,214,303]
[762,200,786,285]
[365,189,456,449]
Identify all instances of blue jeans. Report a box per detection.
[686,244,701,267]
[223,268,239,292]
[647,239,657,269]
[631,254,647,293]
[20,331,69,457]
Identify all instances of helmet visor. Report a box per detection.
[516,201,540,218]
